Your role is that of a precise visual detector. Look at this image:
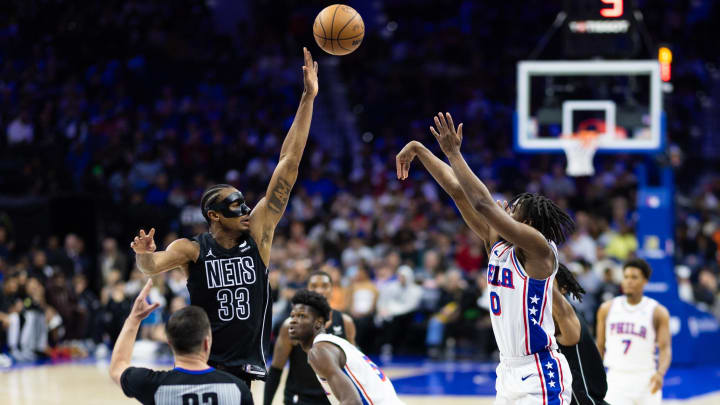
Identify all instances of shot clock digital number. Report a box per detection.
[563,0,639,57]
[600,0,624,18]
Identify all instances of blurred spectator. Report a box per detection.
[99,238,129,285]
[376,265,422,354]
[347,264,378,352]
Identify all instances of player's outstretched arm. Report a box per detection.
[264,320,294,405]
[109,280,160,385]
[595,300,612,359]
[250,47,318,264]
[396,140,497,245]
[308,342,362,405]
[430,112,552,277]
[131,228,199,276]
[651,305,672,393]
[552,284,581,346]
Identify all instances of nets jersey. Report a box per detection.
[487,239,559,357]
[313,334,403,405]
[604,296,658,372]
[186,232,271,376]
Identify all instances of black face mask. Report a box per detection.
[204,191,251,221]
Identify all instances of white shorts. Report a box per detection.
[605,370,661,405]
[495,350,572,405]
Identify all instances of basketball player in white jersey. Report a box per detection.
[287,290,404,405]
[596,259,672,405]
[397,112,576,405]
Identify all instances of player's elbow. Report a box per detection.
[473,198,494,214]
[109,364,125,385]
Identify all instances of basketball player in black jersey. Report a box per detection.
[130,47,319,388]
[554,264,610,405]
[110,280,253,405]
[264,270,356,405]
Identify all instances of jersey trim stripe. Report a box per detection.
[527,278,551,354]
[550,350,566,405]
[491,240,507,254]
[534,353,548,405]
[342,365,373,405]
[510,249,528,280]
[537,350,563,405]
[260,269,270,367]
[173,367,215,374]
[539,277,551,326]
[522,277,530,355]
[498,243,513,259]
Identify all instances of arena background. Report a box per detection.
[1,0,720,403]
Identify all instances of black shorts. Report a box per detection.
[283,392,330,405]
[208,361,265,389]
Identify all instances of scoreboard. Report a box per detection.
[563,0,641,58]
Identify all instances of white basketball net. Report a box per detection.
[562,133,599,177]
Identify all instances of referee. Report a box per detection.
[110,280,253,405]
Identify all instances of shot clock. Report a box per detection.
[563,0,641,58]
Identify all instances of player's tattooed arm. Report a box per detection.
[396,140,498,245]
[431,112,552,277]
[250,48,318,263]
[308,342,363,405]
[131,228,198,276]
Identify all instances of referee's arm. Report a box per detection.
[109,280,160,385]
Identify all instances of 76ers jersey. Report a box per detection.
[604,296,658,372]
[487,239,559,357]
[313,334,404,405]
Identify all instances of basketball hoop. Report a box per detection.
[562,130,599,177]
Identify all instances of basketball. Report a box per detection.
[313,4,364,56]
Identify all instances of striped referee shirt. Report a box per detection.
[121,366,253,405]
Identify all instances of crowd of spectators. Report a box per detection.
[1,0,719,365]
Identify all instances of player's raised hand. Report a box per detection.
[130,228,156,254]
[302,47,319,97]
[496,200,511,214]
[396,141,421,180]
[430,112,463,157]
[130,279,160,322]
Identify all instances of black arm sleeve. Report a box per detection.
[263,366,283,405]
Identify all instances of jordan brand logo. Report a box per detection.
[333,325,343,335]
[206,249,216,258]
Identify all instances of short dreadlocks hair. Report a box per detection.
[509,193,575,245]
[556,263,586,302]
[291,289,331,323]
[200,184,232,223]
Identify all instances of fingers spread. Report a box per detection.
[458,123,463,137]
[139,229,146,238]
[430,126,439,138]
[438,113,449,130]
[433,117,441,131]
[148,228,155,238]
[446,112,455,129]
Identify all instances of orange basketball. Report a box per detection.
[313,4,364,56]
